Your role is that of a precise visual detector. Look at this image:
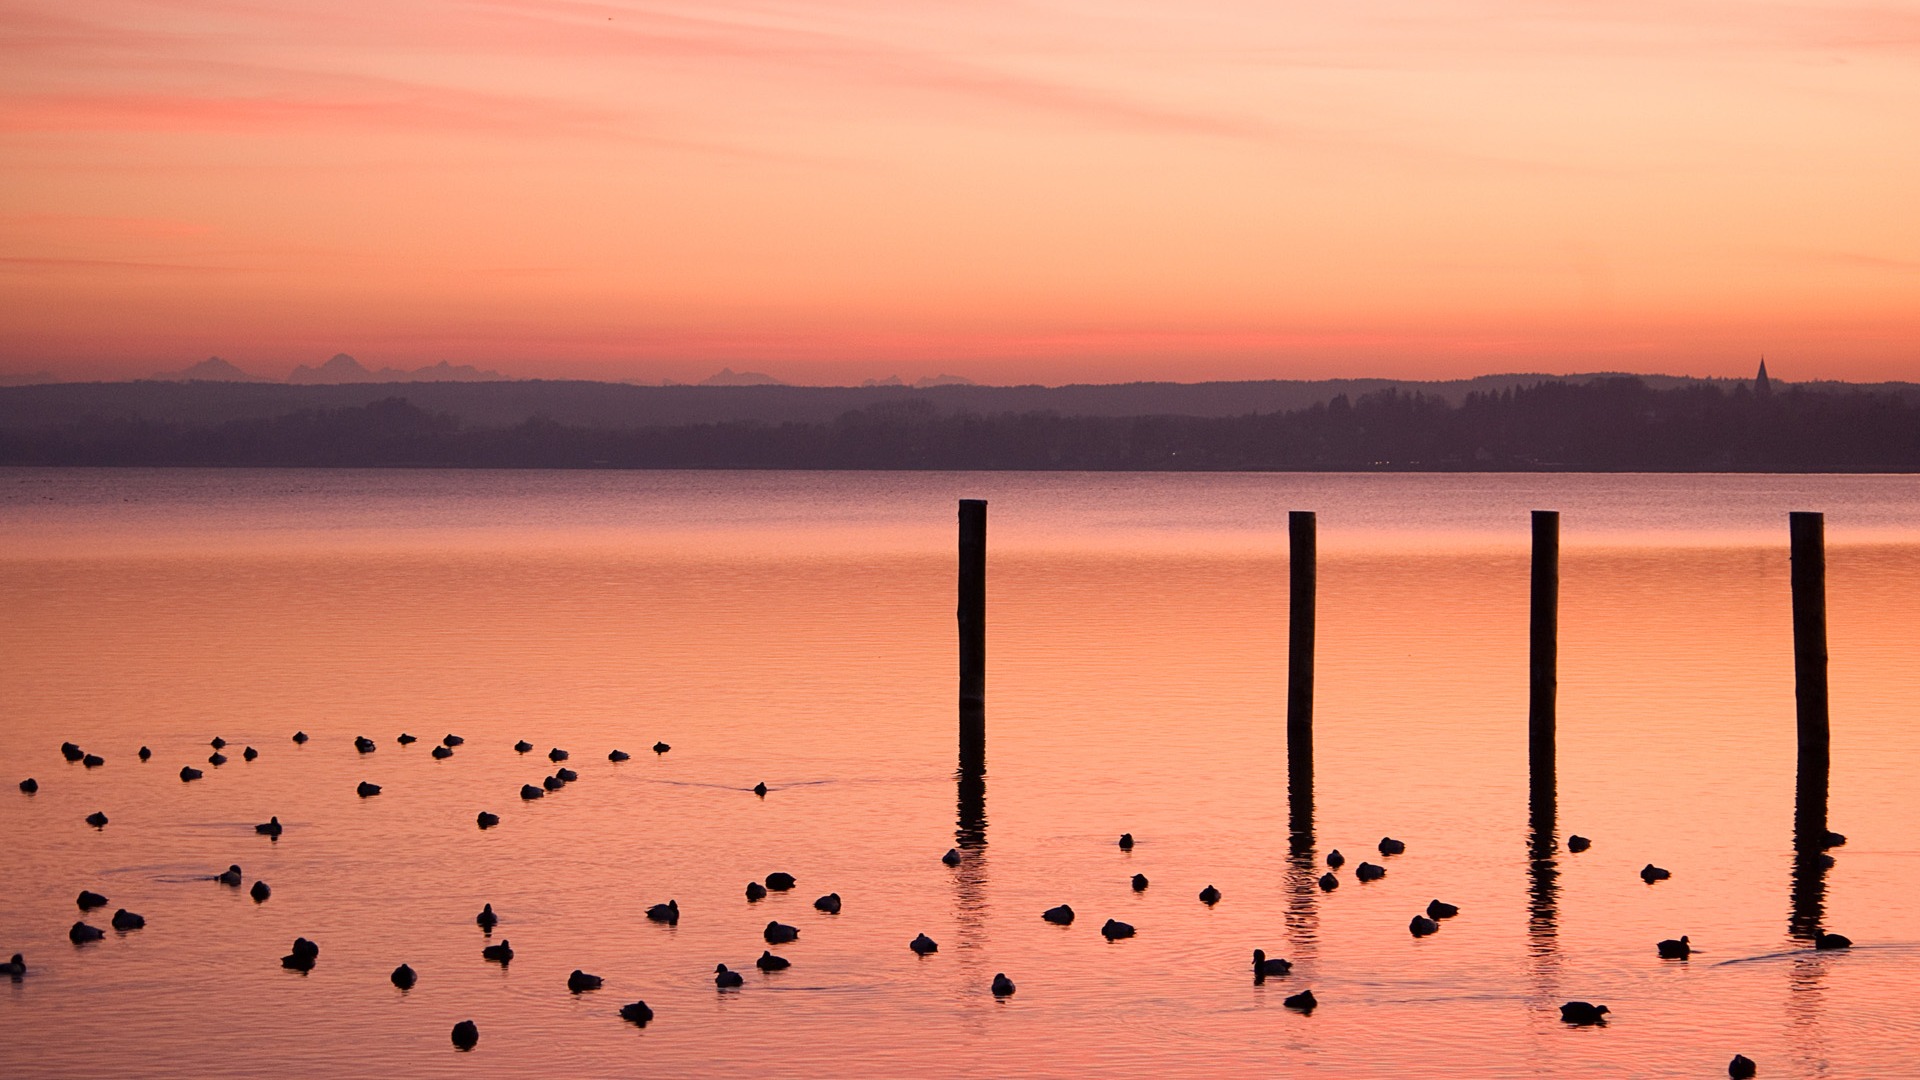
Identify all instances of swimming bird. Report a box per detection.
[476,904,498,932]
[753,782,767,796]
[431,745,452,760]
[216,865,242,886]
[211,737,226,750]
[1640,864,1671,883]
[1355,862,1386,882]
[1657,935,1691,959]
[715,964,744,988]
[292,731,308,744]
[1102,919,1136,940]
[356,781,381,797]
[943,848,962,866]
[1283,988,1317,1012]
[1252,949,1291,978]
[85,811,109,828]
[83,754,104,768]
[745,882,767,901]
[281,937,319,971]
[355,736,375,753]
[556,767,578,782]
[62,743,85,762]
[520,784,544,800]
[548,748,568,762]
[1326,849,1345,868]
[139,747,151,761]
[1199,885,1221,905]
[77,890,108,910]
[1729,1053,1757,1078]
[1410,915,1439,937]
[250,880,270,903]
[765,872,796,891]
[451,1020,478,1050]
[514,740,533,753]
[19,778,36,793]
[764,921,799,944]
[1042,904,1075,926]
[1567,834,1591,852]
[111,909,145,931]
[542,776,563,791]
[646,900,679,925]
[756,951,790,972]
[476,811,499,830]
[1,954,23,978]
[391,963,416,989]
[208,752,226,766]
[1132,873,1149,892]
[1815,932,1852,951]
[397,733,417,744]
[910,934,939,955]
[1118,833,1134,850]
[1426,899,1459,919]
[1318,872,1339,892]
[481,940,512,964]
[70,922,105,944]
[179,766,202,782]
[568,969,603,993]
[814,893,841,914]
[442,734,463,747]
[1559,1001,1609,1025]
[652,742,671,754]
[255,816,282,836]
[620,1001,654,1025]
[242,747,257,761]
[608,750,630,762]
[992,973,1016,996]
[1378,837,1406,856]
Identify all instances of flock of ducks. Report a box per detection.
[12,734,1854,1075]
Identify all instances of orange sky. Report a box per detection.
[2,0,1917,385]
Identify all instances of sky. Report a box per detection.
[2,0,1917,385]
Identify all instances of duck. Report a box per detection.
[1559,1001,1609,1025]
[356,781,381,797]
[1199,885,1221,905]
[513,740,533,753]
[1102,919,1136,940]
[1815,932,1852,951]
[476,811,499,830]
[745,881,767,902]
[442,734,464,747]
[1355,862,1386,882]
[714,964,744,988]
[397,733,417,744]
[481,940,513,964]
[281,937,319,971]
[520,784,544,800]
[620,1000,654,1025]
[20,778,37,793]
[608,749,630,762]
[179,766,202,782]
[70,921,105,943]
[1118,833,1134,850]
[476,904,498,932]
[255,816,282,837]
[1253,949,1292,978]
[910,933,939,955]
[1821,830,1847,848]
[1283,988,1317,1012]
[764,921,799,944]
[756,950,790,972]
[568,969,603,993]
[646,900,679,925]
[391,963,416,989]
[83,754,104,768]
[451,1020,479,1050]
[1409,915,1439,937]
[110,909,144,931]
[1318,872,1339,892]
[62,743,85,762]
[216,864,242,886]
[542,776,564,791]
[1656,935,1691,959]
[1426,899,1459,920]
[139,747,152,761]
[85,810,110,828]
[556,768,578,782]
[814,893,842,914]
[1,954,23,978]
[208,752,227,767]
[1131,873,1149,892]
[1326,849,1345,868]
[210,737,226,750]
[250,880,271,903]
[652,742,671,754]
[1729,1053,1757,1078]
[242,747,257,761]
[77,890,108,910]
[992,973,1016,996]
[431,746,453,760]
[765,872,796,891]
[1042,904,1075,926]
[292,731,309,744]
[753,782,768,797]
[1378,837,1406,856]
[354,736,375,753]
[942,848,962,866]
[1567,834,1591,852]
[1640,864,1671,883]
[548,748,568,762]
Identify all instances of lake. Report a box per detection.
[3,469,1919,1078]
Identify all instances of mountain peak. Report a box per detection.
[158,356,267,382]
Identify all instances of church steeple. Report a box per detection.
[1756,357,1772,397]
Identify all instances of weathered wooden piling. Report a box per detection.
[1529,511,1559,766]
[1287,511,1316,760]
[958,499,987,766]
[1789,512,1829,761]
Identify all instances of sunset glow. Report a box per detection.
[3,0,1917,383]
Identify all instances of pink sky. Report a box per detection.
[2,0,1917,384]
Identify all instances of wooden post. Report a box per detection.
[1529,511,1559,768]
[958,500,986,709]
[1789,512,1829,761]
[1287,511,1316,757]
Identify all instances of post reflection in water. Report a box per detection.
[1788,747,1834,1070]
[1527,733,1559,963]
[952,704,989,953]
[1285,727,1318,953]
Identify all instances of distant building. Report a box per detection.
[1756,358,1772,397]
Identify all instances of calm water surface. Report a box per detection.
[3,469,1919,1078]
